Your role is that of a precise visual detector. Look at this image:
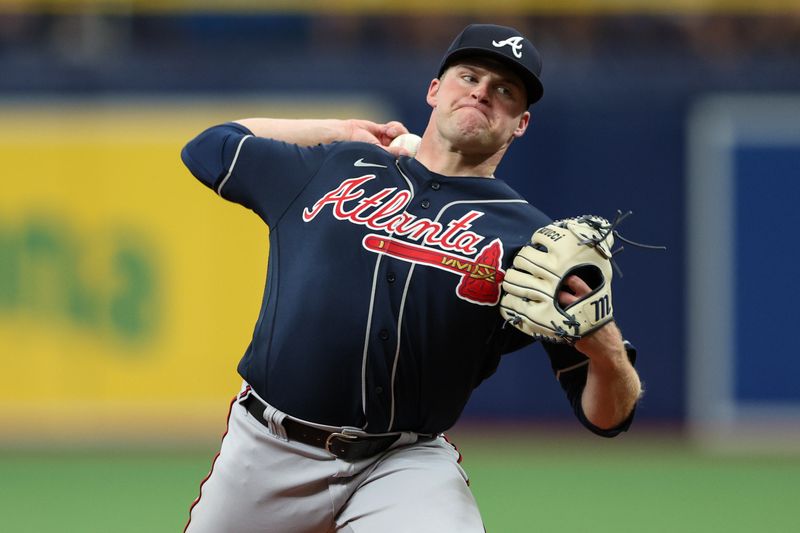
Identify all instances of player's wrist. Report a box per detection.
[575,322,628,365]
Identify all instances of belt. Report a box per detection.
[242,394,424,461]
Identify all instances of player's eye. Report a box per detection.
[461,74,478,83]
[497,85,522,102]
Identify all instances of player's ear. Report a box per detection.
[426,78,441,108]
[512,110,531,138]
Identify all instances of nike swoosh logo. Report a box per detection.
[354,158,388,168]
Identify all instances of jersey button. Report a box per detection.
[375,386,384,394]
[420,199,430,209]
[387,272,396,283]
[379,329,390,340]
[430,182,441,191]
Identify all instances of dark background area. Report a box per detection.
[3,9,799,424]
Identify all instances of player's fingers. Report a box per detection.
[348,124,380,143]
[562,274,592,297]
[384,121,409,138]
[557,275,591,307]
[380,121,409,145]
[348,119,379,138]
[557,290,578,307]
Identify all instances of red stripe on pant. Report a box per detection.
[184,388,248,532]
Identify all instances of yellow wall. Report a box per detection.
[0,97,390,442]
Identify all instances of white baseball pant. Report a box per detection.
[184,386,485,533]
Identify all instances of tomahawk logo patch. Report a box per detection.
[303,175,505,305]
[362,234,505,306]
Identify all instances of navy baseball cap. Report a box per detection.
[438,24,544,106]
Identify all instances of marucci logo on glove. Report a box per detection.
[590,294,612,322]
[535,226,565,242]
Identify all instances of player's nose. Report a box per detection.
[470,81,491,104]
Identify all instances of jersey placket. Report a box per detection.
[362,171,445,432]
[359,162,417,432]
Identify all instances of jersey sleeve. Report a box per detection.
[180,122,329,226]
[542,340,638,437]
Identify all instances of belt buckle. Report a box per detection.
[325,431,359,457]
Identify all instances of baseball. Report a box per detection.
[389,133,422,157]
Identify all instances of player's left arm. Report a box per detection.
[573,322,641,430]
[558,275,642,431]
[542,332,639,437]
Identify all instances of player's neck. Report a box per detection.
[416,127,505,178]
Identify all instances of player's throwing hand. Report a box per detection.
[346,119,411,155]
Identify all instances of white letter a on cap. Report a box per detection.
[492,36,524,59]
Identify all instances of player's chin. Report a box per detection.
[452,132,502,155]
[448,122,485,141]
[454,110,491,131]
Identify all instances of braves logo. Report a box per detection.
[303,176,505,305]
[362,235,505,306]
[492,36,524,58]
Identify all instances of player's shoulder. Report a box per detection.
[488,179,552,226]
[325,141,395,161]
[523,203,552,227]
[303,142,394,180]
[307,141,394,172]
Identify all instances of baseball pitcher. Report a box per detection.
[180,24,642,533]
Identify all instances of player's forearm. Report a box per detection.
[581,348,641,429]
[234,118,352,146]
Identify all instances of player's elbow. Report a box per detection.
[181,129,226,189]
[182,123,255,191]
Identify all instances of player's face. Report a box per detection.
[427,59,530,154]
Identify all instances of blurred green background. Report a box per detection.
[2,429,799,532]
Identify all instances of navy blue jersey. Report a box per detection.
[182,123,634,436]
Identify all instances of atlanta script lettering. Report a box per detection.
[303,175,486,255]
